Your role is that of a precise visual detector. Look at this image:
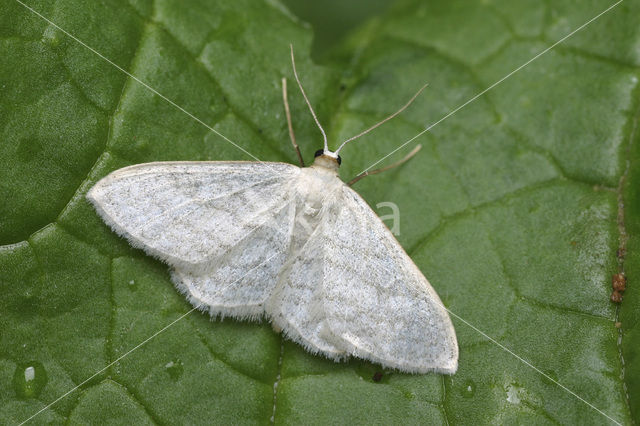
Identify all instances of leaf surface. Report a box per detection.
[1,0,638,424]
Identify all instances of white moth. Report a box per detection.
[87,48,458,374]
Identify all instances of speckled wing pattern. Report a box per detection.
[267,211,346,358]
[321,185,458,374]
[88,161,299,270]
[87,162,300,320]
[88,161,458,373]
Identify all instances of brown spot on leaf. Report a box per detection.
[612,273,626,292]
[610,290,623,303]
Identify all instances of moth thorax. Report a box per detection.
[313,154,340,172]
[302,203,321,216]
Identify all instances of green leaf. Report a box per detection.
[1,0,638,424]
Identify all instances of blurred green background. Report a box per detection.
[281,0,393,59]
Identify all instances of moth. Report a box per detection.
[87,47,458,374]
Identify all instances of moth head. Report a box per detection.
[313,149,341,171]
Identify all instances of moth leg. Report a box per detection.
[282,77,305,167]
[348,144,422,186]
[271,322,283,334]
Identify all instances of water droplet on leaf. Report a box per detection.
[165,358,184,380]
[461,379,476,398]
[13,361,47,398]
[127,279,137,290]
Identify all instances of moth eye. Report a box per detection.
[314,149,324,158]
[336,155,342,165]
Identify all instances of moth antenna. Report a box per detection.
[335,83,428,155]
[348,144,422,186]
[282,78,305,167]
[289,44,329,152]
